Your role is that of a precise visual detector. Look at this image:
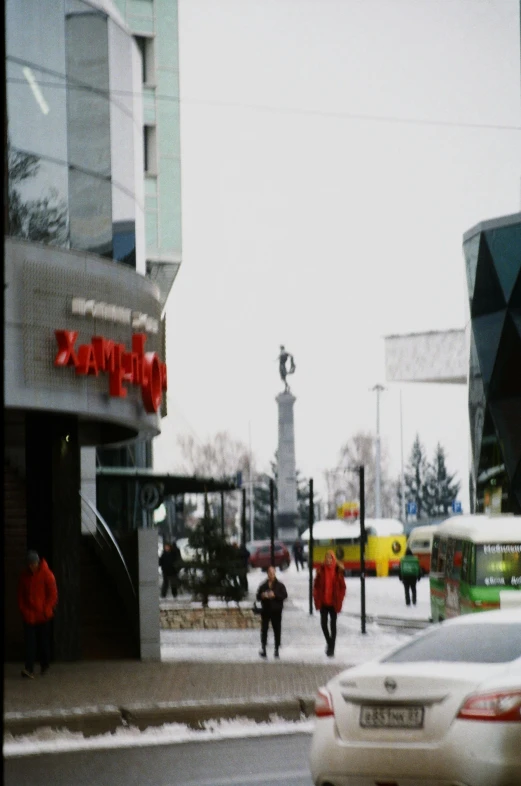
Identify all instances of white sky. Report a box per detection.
[154,0,521,512]
[4,566,427,757]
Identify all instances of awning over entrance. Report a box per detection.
[96,467,239,496]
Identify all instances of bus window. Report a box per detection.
[431,536,439,570]
[468,544,476,585]
[437,538,447,574]
[461,541,473,582]
[446,539,463,580]
[475,543,521,587]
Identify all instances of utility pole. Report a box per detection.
[370,384,386,519]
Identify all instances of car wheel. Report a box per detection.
[280,560,289,571]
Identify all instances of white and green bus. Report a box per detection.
[430,515,521,622]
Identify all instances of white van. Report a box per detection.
[407,524,439,574]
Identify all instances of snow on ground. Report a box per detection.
[4,565,431,757]
[160,564,431,665]
[3,717,316,758]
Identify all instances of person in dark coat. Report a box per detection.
[18,551,58,678]
[313,549,346,657]
[159,541,182,598]
[399,547,421,606]
[256,565,288,659]
[292,539,305,571]
[238,543,250,593]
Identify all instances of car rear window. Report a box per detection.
[382,623,521,664]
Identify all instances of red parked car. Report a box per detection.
[247,540,291,571]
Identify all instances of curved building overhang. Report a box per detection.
[5,237,166,444]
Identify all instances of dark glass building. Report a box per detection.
[463,212,521,515]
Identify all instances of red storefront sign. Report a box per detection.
[54,330,167,414]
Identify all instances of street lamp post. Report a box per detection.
[400,389,406,524]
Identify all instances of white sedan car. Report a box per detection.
[310,607,521,786]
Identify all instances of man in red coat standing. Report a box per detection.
[313,549,346,657]
[18,551,58,678]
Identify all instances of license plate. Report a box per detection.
[360,705,424,729]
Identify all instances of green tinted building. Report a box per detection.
[112,0,182,309]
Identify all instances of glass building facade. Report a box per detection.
[463,212,521,515]
[6,0,145,271]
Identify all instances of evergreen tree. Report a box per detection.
[425,443,461,517]
[404,435,430,520]
[182,516,245,606]
[251,459,315,539]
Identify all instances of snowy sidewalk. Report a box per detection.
[4,570,430,740]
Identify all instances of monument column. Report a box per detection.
[276,344,299,542]
[276,391,299,540]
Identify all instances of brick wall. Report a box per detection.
[160,607,258,630]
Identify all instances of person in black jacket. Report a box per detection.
[159,541,182,598]
[256,565,288,659]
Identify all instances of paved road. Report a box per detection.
[4,732,314,786]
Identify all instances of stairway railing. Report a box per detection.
[79,493,137,626]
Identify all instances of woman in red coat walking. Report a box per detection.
[18,551,58,678]
[313,549,346,657]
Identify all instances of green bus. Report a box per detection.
[430,515,521,622]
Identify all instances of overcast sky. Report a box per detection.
[154,0,521,512]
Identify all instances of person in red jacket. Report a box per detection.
[313,549,346,657]
[18,551,58,678]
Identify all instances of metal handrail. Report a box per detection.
[79,492,136,597]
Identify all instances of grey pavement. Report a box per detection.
[3,659,343,738]
[4,573,425,740]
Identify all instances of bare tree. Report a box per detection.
[325,431,399,519]
[177,432,254,537]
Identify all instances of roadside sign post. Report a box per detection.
[241,488,247,546]
[269,477,275,567]
[359,465,366,635]
[309,478,314,616]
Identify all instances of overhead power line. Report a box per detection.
[7,56,521,134]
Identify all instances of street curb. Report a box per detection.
[4,696,318,738]
[4,707,122,738]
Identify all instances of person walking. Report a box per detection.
[313,549,346,657]
[399,547,421,606]
[238,542,250,594]
[18,551,58,678]
[159,541,182,598]
[256,565,288,659]
[292,539,305,571]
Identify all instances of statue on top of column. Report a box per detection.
[278,345,296,393]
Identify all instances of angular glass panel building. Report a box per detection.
[463,212,521,515]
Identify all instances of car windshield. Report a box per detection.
[382,623,521,664]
